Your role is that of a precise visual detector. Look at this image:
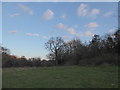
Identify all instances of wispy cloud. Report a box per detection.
[26,33,39,37]
[77,3,88,16]
[55,22,96,38]
[86,22,99,30]
[26,33,49,39]
[42,36,49,39]
[77,3,100,18]
[42,9,54,20]
[55,23,81,38]
[9,30,18,34]
[56,23,67,29]
[85,31,94,36]
[10,13,21,17]
[104,11,113,17]
[18,4,33,15]
[90,8,100,18]
[67,28,76,35]
[66,27,83,38]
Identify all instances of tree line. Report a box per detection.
[1,29,120,67]
[2,51,55,67]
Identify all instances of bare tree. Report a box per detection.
[45,37,65,65]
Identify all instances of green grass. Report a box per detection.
[2,66,119,88]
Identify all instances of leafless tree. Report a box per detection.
[45,37,65,65]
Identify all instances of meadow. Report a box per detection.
[2,66,118,88]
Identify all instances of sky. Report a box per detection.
[2,2,118,59]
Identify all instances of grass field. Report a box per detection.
[2,66,118,88]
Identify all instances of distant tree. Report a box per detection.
[89,34,101,56]
[64,39,84,65]
[1,46,10,54]
[19,56,27,67]
[106,35,115,53]
[113,29,120,54]
[33,58,41,67]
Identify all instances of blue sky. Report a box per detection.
[2,2,118,59]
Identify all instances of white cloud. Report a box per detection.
[85,31,94,36]
[60,14,66,19]
[56,23,67,29]
[77,3,88,16]
[42,9,54,20]
[26,33,49,39]
[86,22,99,29]
[104,11,113,17]
[26,33,39,37]
[9,30,18,34]
[77,4,100,18]
[67,28,76,35]
[10,13,21,17]
[18,4,33,15]
[90,8,100,17]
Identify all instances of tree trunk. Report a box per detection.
[55,51,58,65]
